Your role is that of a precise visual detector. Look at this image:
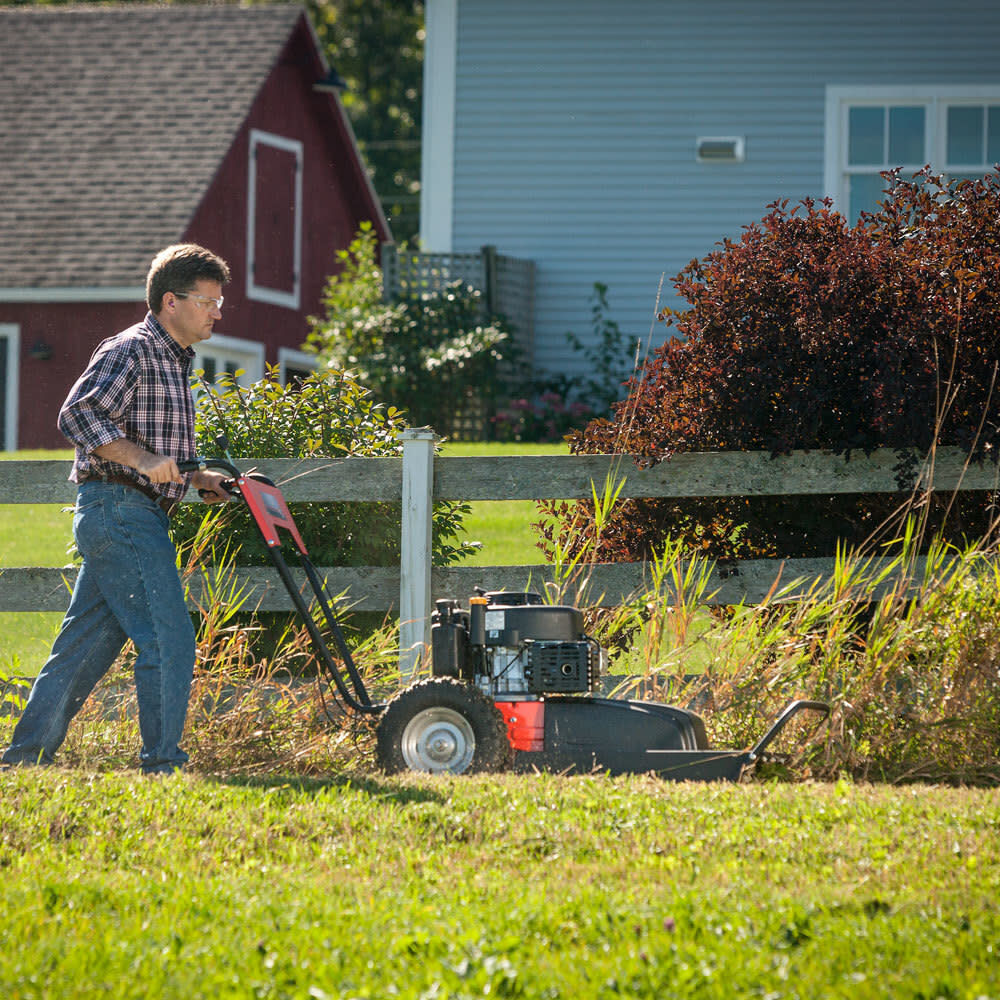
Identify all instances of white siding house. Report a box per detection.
[421,0,1000,378]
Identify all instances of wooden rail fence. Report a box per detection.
[2,437,998,674]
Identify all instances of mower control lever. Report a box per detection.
[177,458,241,501]
[194,478,237,501]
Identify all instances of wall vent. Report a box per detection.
[696,136,746,163]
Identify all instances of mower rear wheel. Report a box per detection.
[376,677,513,775]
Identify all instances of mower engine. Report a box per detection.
[431,591,605,699]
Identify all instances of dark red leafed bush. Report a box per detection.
[539,169,1000,561]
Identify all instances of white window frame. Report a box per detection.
[278,347,318,385]
[0,323,19,451]
[193,333,266,392]
[247,129,304,310]
[824,85,1000,216]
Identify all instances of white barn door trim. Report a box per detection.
[0,324,20,451]
[246,129,304,310]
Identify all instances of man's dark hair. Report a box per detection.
[146,244,231,312]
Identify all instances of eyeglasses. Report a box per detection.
[174,292,224,311]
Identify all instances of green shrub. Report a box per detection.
[543,169,1000,561]
[306,223,515,436]
[173,367,475,568]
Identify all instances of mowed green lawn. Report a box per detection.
[0,769,998,999]
[0,444,565,672]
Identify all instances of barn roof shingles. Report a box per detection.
[0,3,304,290]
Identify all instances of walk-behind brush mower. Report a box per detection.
[181,457,829,780]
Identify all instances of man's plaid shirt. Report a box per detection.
[58,312,197,503]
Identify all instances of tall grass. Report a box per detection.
[532,467,1000,785]
[8,510,999,785]
[3,512,395,776]
[162,466,999,784]
[4,447,999,785]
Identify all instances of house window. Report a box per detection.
[826,87,1000,221]
[845,105,926,220]
[193,333,265,395]
[0,324,19,451]
[278,347,317,387]
[247,129,303,309]
[946,104,1000,182]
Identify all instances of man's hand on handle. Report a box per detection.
[92,439,230,502]
[191,470,231,504]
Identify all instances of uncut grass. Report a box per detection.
[538,483,1000,784]
[7,509,1000,785]
[1,770,998,999]
[6,447,1000,785]
[713,531,1000,784]
[21,513,397,777]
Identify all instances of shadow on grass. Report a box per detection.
[204,770,447,804]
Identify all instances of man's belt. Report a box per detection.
[80,473,180,517]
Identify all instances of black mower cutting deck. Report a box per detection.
[508,696,829,781]
[180,456,829,780]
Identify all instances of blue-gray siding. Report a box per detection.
[448,0,1000,378]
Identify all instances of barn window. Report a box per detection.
[247,129,303,309]
[193,333,265,397]
[278,347,317,388]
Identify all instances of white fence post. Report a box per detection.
[399,428,437,680]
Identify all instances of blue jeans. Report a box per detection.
[2,481,195,773]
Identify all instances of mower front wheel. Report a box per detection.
[375,678,513,775]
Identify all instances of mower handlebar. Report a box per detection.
[177,458,241,479]
[176,456,380,715]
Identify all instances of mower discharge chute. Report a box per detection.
[182,458,828,781]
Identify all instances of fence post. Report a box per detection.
[399,427,437,680]
[380,242,398,302]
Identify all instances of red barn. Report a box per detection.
[0,3,389,450]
